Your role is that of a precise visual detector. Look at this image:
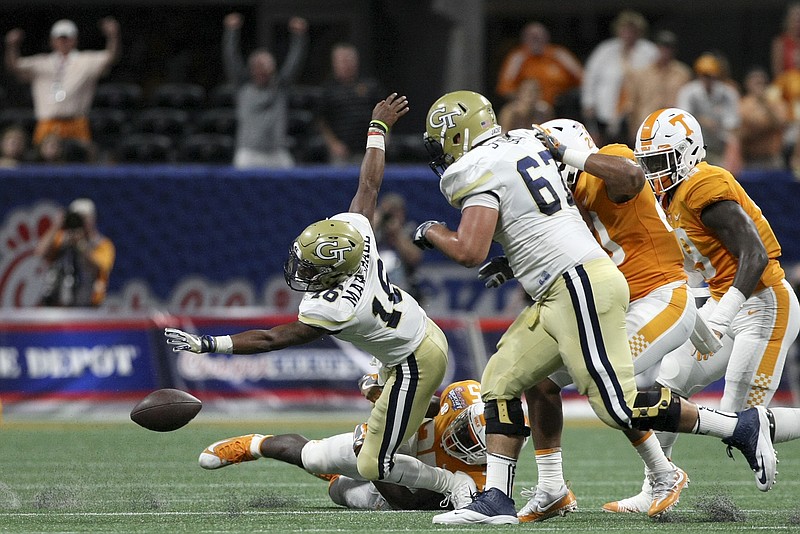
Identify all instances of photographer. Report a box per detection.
[372,193,423,301]
[36,198,115,307]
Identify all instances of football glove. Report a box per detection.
[357,373,383,403]
[478,255,515,288]
[532,124,566,161]
[164,327,216,353]
[412,220,446,250]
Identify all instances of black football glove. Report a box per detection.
[412,220,446,250]
[532,124,566,161]
[478,255,515,288]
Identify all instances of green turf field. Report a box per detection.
[1,415,799,533]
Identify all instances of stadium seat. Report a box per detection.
[288,109,314,138]
[150,83,206,109]
[0,107,37,137]
[116,133,174,163]
[177,133,234,164]
[289,85,323,111]
[195,108,237,135]
[93,82,143,110]
[134,108,192,138]
[208,83,237,108]
[89,108,130,147]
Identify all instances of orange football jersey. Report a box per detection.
[414,380,486,490]
[663,162,785,300]
[573,144,686,301]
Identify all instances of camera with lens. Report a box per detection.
[63,210,85,230]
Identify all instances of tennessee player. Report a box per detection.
[478,119,699,518]
[416,91,783,526]
[633,107,800,485]
[164,93,476,509]
[194,378,491,511]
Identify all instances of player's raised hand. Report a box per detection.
[165,327,216,353]
[371,93,409,131]
[532,124,566,161]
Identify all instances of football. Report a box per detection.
[130,388,202,432]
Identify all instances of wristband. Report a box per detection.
[708,287,747,332]
[366,131,386,151]
[214,335,234,354]
[562,148,591,171]
[369,120,389,134]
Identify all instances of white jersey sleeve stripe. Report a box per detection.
[563,264,632,428]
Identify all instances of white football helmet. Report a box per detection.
[634,108,706,194]
[541,119,598,188]
[440,402,486,465]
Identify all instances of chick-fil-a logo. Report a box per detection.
[0,202,61,308]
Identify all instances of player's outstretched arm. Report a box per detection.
[165,322,325,355]
[349,93,409,221]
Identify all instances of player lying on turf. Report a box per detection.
[164,93,475,509]
[196,378,496,510]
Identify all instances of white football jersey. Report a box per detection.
[441,129,606,301]
[297,212,428,367]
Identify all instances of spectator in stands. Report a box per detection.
[498,79,554,132]
[4,18,120,147]
[35,133,64,164]
[223,13,308,169]
[772,2,800,78]
[621,30,691,144]
[771,47,800,175]
[36,198,115,307]
[0,125,28,167]
[373,193,423,302]
[738,67,788,171]
[677,53,741,169]
[495,22,582,108]
[316,43,384,165]
[581,10,658,146]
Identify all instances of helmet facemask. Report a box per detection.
[440,403,486,465]
[636,139,691,195]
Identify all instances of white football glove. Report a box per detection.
[478,255,515,288]
[412,220,446,250]
[164,327,216,353]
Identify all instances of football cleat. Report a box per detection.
[198,434,267,470]
[433,487,519,525]
[647,465,689,518]
[440,471,478,510]
[602,476,652,514]
[517,485,577,522]
[722,406,778,492]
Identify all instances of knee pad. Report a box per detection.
[484,398,530,437]
[630,386,682,433]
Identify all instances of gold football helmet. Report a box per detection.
[284,219,365,292]
[424,90,502,177]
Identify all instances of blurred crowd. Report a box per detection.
[2,7,800,176]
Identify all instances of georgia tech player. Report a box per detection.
[634,107,800,483]
[415,90,780,525]
[195,379,492,511]
[164,93,476,509]
[479,118,698,518]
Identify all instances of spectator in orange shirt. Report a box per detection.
[738,67,788,171]
[495,22,582,108]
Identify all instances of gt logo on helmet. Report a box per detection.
[315,241,352,267]
[429,106,462,130]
